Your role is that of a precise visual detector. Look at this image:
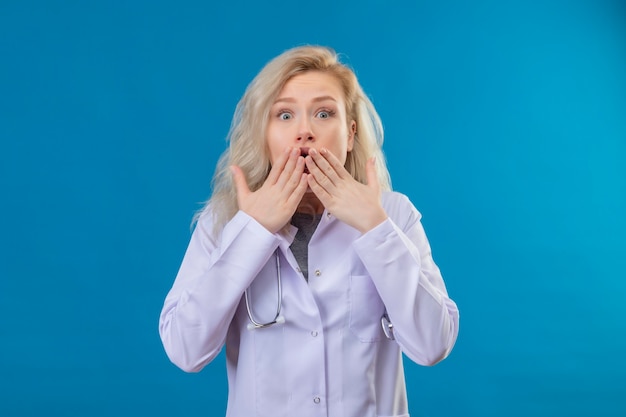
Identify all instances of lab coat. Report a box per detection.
[159,191,459,417]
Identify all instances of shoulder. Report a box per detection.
[194,205,217,233]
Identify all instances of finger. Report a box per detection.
[230,165,250,201]
[305,155,332,192]
[266,146,292,185]
[319,147,348,180]
[308,148,339,185]
[365,157,379,190]
[286,173,309,206]
[307,173,331,203]
[305,153,337,193]
[276,148,302,188]
[283,155,305,192]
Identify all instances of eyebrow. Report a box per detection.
[273,95,338,105]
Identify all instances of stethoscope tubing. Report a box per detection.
[245,252,283,330]
[244,250,395,339]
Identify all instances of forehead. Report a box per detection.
[276,71,345,102]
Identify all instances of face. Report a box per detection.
[266,71,355,166]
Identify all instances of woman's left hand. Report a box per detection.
[305,148,388,234]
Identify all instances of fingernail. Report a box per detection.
[309,148,317,156]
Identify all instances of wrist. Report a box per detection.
[356,210,388,234]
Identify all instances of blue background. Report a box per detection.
[1,0,625,416]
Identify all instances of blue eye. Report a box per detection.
[317,110,334,119]
[278,112,292,120]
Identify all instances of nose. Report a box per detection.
[297,118,314,142]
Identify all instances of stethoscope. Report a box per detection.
[244,252,285,330]
[244,251,395,340]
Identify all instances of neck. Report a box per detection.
[296,192,324,214]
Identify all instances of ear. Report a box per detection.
[347,120,356,152]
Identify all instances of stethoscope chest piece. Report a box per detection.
[381,312,395,340]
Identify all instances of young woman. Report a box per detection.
[159,45,459,417]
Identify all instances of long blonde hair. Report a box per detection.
[195,45,392,236]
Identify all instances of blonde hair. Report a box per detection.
[195,45,392,236]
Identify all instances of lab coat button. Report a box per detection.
[315,269,321,276]
[313,396,321,404]
[311,331,318,337]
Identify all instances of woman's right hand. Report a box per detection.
[231,147,308,233]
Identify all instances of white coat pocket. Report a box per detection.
[348,274,385,343]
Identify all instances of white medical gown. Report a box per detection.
[159,191,459,417]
